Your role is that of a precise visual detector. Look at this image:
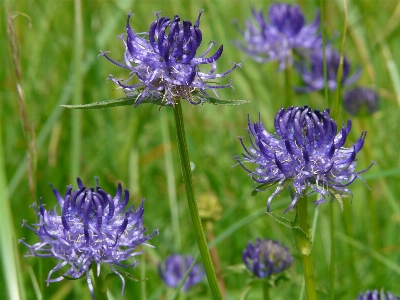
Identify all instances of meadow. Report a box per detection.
[1,0,400,299]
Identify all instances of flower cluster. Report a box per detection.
[235,3,321,70]
[295,47,360,93]
[344,87,379,115]
[158,254,205,291]
[20,178,158,298]
[242,238,293,278]
[356,290,400,300]
[236,106,371,212]
[100,11,240,107]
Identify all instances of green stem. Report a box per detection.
[71,0,83,179]
[161,113,181,251]
[284,65,292,108]
[262,280,270,300]
[297,196,317,300]
[91,264,108,300]
[319,0,329,109]
[329,204,335,300]
[172,100,222,300]
[333,0,348,119]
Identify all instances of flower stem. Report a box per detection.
[284,64,292,108]
[297,196,317,300]
[329,203,335,300]
[262,280,270,300]
[91,264,108,300]
[172,100,222,300]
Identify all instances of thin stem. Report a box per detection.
[297,196,317,300]
[91,264,108,300]
[284,65,292,108]
[71,0,83,179]
[6,4,37,201]
[205,221,226,299]
[161,113,181,251]
[172,100,222,300]
[262,280,270,300]
[329,204,335,300]
[319,0,329,108]
[333,0,348,119]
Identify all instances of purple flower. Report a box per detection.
[158,254,205,291]
[243,238,293,278]
[100,11,240,107]
[20,178,158,298]
[236,106,373,213]
[235,3,321,70]
[295,47,360,93]
[356,290,400,300]
[344,87,379,115]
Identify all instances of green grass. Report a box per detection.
[1,0,400,299]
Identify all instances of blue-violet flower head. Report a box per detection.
[20,178,158,298]
[242,238,293,278]
[356,290,400,300]
[100,11,240,107]
[158,254,205,291]
[236,106,373,213]
[344,87,379,116]
[235,3,321,70]
[295,47,360,93]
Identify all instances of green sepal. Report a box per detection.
[328,187,348,211]
[252,179,291,196]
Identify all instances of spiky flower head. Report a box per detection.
[158,254,205,291]
[100,11,240,107]
[20,178,158,298]
[236,106,373,213]
[295,47,360,93]
[235,3,321,70]
[356,290,400,300]
[344,87,379,115]
[242,238,293,278]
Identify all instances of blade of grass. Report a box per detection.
[70,0,84,179]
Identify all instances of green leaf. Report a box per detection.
[204,97,249,106]
[61,95,161,110]
[266,212,293,229]
[61,93,249,110]
[252,179,291,196]
[267,212,312,255]
[291,225,312,256]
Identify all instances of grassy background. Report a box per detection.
[1,0,400,299]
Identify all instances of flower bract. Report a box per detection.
[20,178,158,298]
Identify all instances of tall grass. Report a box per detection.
[1,0,400,299]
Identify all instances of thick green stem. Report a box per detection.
[329,204,335,300]
[172,100,222,299]
[297,197,317,300]
[284,65,292,108]
[262,280,270,300]
[91,264,108,300]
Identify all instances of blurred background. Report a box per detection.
[1,0,400,299]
